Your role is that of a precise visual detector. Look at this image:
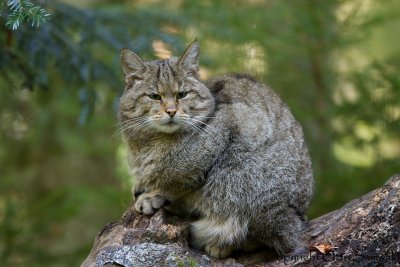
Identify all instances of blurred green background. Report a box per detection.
[1,0,399,265]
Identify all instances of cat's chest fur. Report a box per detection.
[129,138,180,176]
[127,132,220,191]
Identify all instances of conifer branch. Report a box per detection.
[3,0,50,30]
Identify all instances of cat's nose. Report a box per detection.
[166,108,177,117]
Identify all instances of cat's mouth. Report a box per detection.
[162,116,181,125]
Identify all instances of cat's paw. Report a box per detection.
[134,192,165,215]
[205,244,232,259]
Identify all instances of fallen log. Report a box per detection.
[82,173,400,266]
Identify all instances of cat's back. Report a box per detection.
[206,73,278,108]
[205,74,298,145]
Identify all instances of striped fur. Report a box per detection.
[119,41,314,258]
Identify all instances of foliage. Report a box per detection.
[0,1,184,266]
[169,0,400,214]
[1,0,50,30]
[0,0,399,266]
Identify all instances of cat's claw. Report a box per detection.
[134,192,165,215]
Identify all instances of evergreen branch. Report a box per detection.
[4,0,50,30]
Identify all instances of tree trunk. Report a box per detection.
[82,174,400,267]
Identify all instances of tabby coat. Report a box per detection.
[119,41,314,258]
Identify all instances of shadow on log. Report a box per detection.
[82,174,400,266]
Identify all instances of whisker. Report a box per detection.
[181,118,217,138]
[187,113,216,119]
[111,116,147,127]
[183,120,206,136]
[112,122,143,138]
[127,119,154,138]
[185,117,225,143]
[111,117,149,138]
[188,117,222,136]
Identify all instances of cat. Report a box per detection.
[118,40,314,258]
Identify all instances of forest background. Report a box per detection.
[1,0,399,266]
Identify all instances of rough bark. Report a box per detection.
[82,174,400,267]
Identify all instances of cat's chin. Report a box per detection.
[155,123,182,134]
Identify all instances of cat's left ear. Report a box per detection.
[178,40,200,79]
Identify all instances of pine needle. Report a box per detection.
[4,0,50,30]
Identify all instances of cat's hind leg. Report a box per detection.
[189,216,248,258]
[251,207,306,255]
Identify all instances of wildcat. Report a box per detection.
[118,41,314,258]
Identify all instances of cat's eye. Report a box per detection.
[148,94,161,100]
[177,92,188,99]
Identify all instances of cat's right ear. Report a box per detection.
[120,49,147,82]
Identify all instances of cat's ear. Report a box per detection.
[120,49,147,82]
[178,40,200,78]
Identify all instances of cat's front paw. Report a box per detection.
[134,192,166,215]
[205,244,232,259]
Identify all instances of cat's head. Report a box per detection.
[118,41,215,137]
